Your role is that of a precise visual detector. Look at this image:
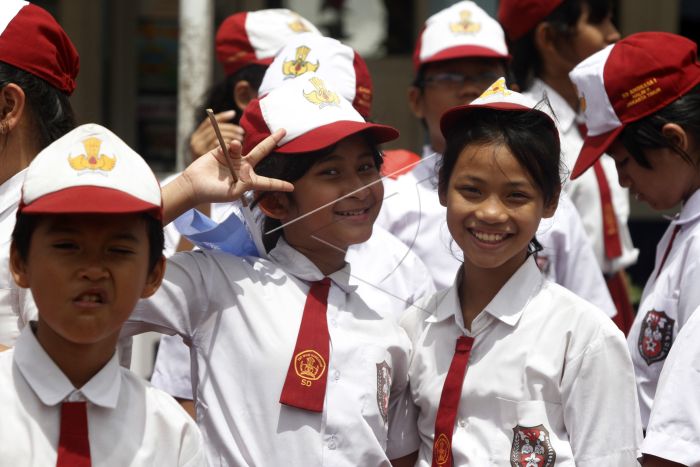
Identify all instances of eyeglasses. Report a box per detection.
[420,71,502,90]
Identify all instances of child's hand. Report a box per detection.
[162,129,294,224]
[189,110,245,160]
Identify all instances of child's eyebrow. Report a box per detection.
[454,175,531,188]
[45,226,140,242]
[315,152,374,164]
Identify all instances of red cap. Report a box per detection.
[0,1,79,95]
[569,32,700,179]
[215,9,320,76]
[497,0,563,41]
[241,73,397,155]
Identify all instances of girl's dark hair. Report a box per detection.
[439,107,562,254]
[12,213,165,273]
[510,0,614,90]
[618,84,700,169]
[192,64,267,128]
[0,62,76,150]
[253,133,383,252]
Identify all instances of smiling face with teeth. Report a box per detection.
[440,141,557,279]
[10,213,164,358]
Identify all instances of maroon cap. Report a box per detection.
[497,0,563,41]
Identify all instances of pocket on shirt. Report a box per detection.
[494,398,574,466]
[637,297,677,366]
[360,344,392,449]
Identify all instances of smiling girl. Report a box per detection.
[399,79,641,466]
[124,74,418,466]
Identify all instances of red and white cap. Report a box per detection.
[20,124,162,220]
[215,9,321,76]
[413,1,509,72]
[0,0,79,95]
[569,32,700,179]
[441,77,556,136]
[258,35,373,118]
[497,0,563,41]
[241,72,397,154]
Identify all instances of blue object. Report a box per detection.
[173,208,259,257]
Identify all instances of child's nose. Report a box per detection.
[616,168,631,189]
[475,196,508,223]
[79,257,109,281]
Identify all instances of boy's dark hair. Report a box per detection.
[192,64,267,128]
[439,107,562,254]
[618,84,700,169]
[253,133,383,252]
[11,213,165,272]
[509,0,614,90]
[0,62,77,150]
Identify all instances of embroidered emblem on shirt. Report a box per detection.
[510,425,556,467]
[376,361,392,424]
[68,137,116,172]
[433,433,451,465]
[638,310,675,365]
[304,77,340,108]
[282,45,319,78]
[294,349,326,384]
[449,10,481,34]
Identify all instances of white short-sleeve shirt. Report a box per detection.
[642,303,700,466]
[524,79,638,274]
[377,151,616,317]
[628,188,700,428]
[124,238,418,466]
[401,257,642,466]
[0,326,206,466]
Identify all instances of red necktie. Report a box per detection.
[280,278,332,412]
[577,122,622,260]
[432,336,474,467]
[56,401,91,467]
[656,225,681,280]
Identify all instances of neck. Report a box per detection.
[0,130,36,185]
[540,72,579,111]
[293,243,346,276]
[34,320,116,389]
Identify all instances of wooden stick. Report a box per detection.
[206,108,239,183]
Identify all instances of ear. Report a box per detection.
[9,243,29,289]
[0,83,27,132]
[408,86,425,119]
[438,185,448,207]
[542,188,560,219]
[661,123,690,153]
[256,192,292,220]
[533,22,560,63]
[233,81,258,112]
[141,256,166,299]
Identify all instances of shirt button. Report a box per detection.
[330,318,338,327]
[458,419,466,427]
[334,370,340,381]
[328,440,337,450]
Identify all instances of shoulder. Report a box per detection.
[399,288,448,342]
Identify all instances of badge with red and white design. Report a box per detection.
[510,425,556,467]
[376,361,392,424]
[638,310,675,365]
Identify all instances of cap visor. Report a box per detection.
[571,127,623,180]
[422,45,510,67]
[21,186,162,220]
[277,120,399,153]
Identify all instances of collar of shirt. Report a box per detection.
[13,325,122,408]
[529,78,577,133]
[426,256,544,330]
[268,237,357,293]
[0,169,26,217]
[674,189,700,226]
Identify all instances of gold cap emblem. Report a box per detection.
[68,137,116,172]
[303,77,340,108]
[282,45,320,78]
[450,10,481,34]
[478,77,512,99]
[288,15,310,33]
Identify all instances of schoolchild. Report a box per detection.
[400,79,642,466]
[498,0,638,333]
[0,0,78,347]
[125,74,419,466]
[569,32,700,432]
[0,124,206,466]
[377,1,616,318]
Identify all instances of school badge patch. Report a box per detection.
[638,310,675,365]
[510,425,556,467]
[376,361,392,424]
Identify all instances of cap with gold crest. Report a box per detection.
[258,35,373,119]
[440,77,557,137]
[241,72,398,154]
[20,124,162,220]
[0,0,79,95]
[215,9,321,76]
[413,1,509,72]
[569,32,700,180]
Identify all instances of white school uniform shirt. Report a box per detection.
[524,79,638,274]
[377,149,616,317]
[124,238,418,466]
[0,326,206,466]
[628,189,700,428]
[401,257,642,466]
[642,303,700,466]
